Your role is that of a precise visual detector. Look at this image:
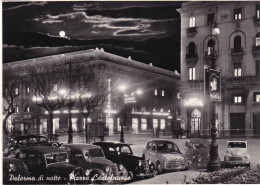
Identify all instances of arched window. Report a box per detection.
[234,35,242,52]
[256,32,260,46]
[188,42,196,58]
[207,39,215,55]
[25,106,30,113]
[190,108,201,134]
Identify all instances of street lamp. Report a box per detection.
[118,84,127,143]
[207,6,221,172]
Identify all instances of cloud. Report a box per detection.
[3,2,47,11]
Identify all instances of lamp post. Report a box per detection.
[207,8,221,171]
[118,85,127,143]
[68,62,73,143]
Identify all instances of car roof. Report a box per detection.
[94,141,130,147]
[11,135,47,140]
[147,139,177,144]
[20,146,66,154]
[63,144,101,150]
[3,157,23,163]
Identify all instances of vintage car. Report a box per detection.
[94,141,155,179]
[3,157,36,184]
[4,135,61,157]
[184,138,210,168]
[17,146,85,184]
[143,140,188,173]
[224,140,250,167]
[62,144,129,183]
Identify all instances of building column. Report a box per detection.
[245,91,253,136]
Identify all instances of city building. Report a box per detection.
[178,2,260,137]
[3,49,180,137]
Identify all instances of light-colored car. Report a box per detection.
[224,140,250,167]
[143,140,188,174]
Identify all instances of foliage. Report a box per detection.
[184,167,248,184]
[2,67,21,135]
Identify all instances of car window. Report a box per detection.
[45,153,68,165]
[119,145,132,154]
[39,137,48,144]
[107,147,117,155]
[147,142,152,150]
[72,150,83,159]
[157,143,180,153]
[228,142,246,148]
[19,139,28,145]
[88,149,104,158]
[28,137,37,144]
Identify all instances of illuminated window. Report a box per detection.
[25,106,30,113]
[26,87,30,94]
[207,39,215,55]
[256,33,260,46]
[154,89,158,96]
[15,88,19,95]
[153,119,158,129]
[189,16,196,27]
[233,94,243,103]
[162,90,165,97]
[177,93,180,99]
[254,92,260,102]
[234,8,242,20]
[234,63,242,77]
[160,119,166,130]
[189,67,196,80]
[141,119,147,130]
[16,106,19,113]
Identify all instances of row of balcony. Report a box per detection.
[186,17,260,37]
[186,46,260,64]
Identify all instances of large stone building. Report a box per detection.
[178,2,260,137]
[3,49,180,137]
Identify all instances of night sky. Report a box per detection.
[3,1,182,72]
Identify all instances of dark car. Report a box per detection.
[63,144,130,183]
[94,141,155,179]
[4,135,61,157]
[17,146,85,184]
[3,157,36,184]
[143,140,188,174]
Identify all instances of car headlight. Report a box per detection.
[85,169,91,176]
[104,166,110,173]
[118,164,124,170]
[69,172,75,180]
[138,161,142,166]
[148,160,152,165]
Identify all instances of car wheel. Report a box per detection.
[156,161,163,174]
[52,143,59,147]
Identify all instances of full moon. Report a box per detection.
[59,31,66,37]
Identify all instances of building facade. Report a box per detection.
[3,49,180,137]
[178,2,260,137]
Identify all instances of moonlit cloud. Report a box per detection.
[3,2,47,11]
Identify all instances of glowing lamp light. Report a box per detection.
[212,26,220,35]
[118,84,127,92]
[59,31,66,38]
[59,89,67,95]
[136,89,143,95]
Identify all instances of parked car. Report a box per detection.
[143,139,188,174]
[94,141,155,179]
[17,146,85,184]
[4,135,61,157]
[184,138,210,168]
[62,144,129,183]
[224,140,250,168]
[3,157,36,184]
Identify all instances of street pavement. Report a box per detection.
[56,133,260,184]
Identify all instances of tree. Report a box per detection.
[20,63,70,141]
[70,63,110,143]
[2,67,20,136]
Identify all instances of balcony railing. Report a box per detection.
[252,45,260,55]
[231,47,244,56]
[186,27,197,37]
[253,16,260,26]
[185,53,198,65]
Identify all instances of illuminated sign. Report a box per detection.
[204,66,221,101]
[184,98,204,107]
